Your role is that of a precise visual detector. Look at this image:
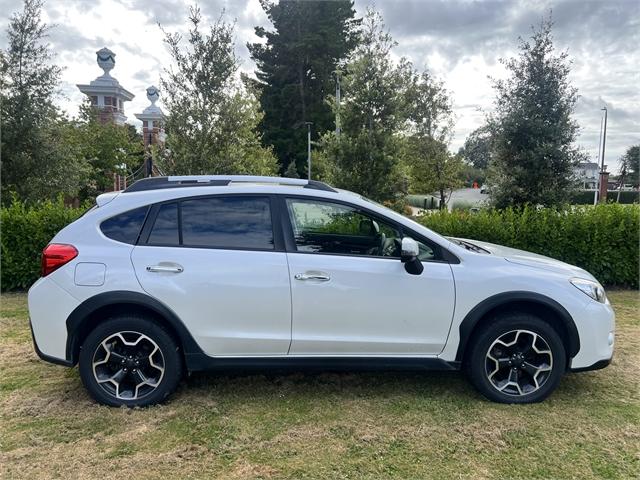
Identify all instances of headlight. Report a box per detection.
[570,278,607,303]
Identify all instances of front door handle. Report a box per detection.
[294,272,330,282]
[146,264,184,273]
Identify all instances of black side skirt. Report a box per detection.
[185,353,459,373]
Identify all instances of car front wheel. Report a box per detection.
[79,315,183,407]
[466,313,566,404]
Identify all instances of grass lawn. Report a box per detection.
[1,291,638,479]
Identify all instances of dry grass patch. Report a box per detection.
[1,291,639,479]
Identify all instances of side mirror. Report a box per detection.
[400,237,423,275]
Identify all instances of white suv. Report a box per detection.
[28,176,615,406]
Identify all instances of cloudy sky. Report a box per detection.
[1,0,638,171]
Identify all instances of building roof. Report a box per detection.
[577,162,599,169]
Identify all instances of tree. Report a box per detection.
[283,160,300,178]
[0,0,88,202]
[66,102,143,199]
[248,0,359,175]
[459,125,492,170]
[404,71,460,208]
[487,16,583,208]
[318,9,413,202]
[618,145,639,188]
[160,6,277,175]
[408,137,463,209]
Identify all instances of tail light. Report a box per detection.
[41,244,78,277]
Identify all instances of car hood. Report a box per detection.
[449,237,597,281]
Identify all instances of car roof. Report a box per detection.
[122,175,337,194]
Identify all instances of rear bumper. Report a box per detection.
[29,320,74,367]
[28,277,79,364]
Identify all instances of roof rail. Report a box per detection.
[123,175,337,193]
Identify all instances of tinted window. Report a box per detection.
[286,199,401,257]
[148,202,179,245]
[181,197,273,249]
[100,206,148,244]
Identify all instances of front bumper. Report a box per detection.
[569,300,615,370]
[570,357,612,373]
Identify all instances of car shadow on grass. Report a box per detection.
[182,369,480,404]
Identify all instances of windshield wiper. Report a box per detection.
[449,238,490,254]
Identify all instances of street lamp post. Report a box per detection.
[305,122,313,180]
[598,107,609,204]
[334,68,342,136]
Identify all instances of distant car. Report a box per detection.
[29,175,614,407]
[480,184,489,194]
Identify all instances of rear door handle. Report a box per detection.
[294,272,330,282]
[146,264,184,273]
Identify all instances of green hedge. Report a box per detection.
[571,190,639,205]
[419,204,640,288]
[2,199,638,290]
[407,194,440,210]
[1,198,88,291]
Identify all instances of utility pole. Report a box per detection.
[336,70,341,135]
[598,107,609,204]
[305,122,313,180]
[594,115,604,204]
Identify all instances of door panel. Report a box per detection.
[287,253,455,355]
[130,194,291,357]
[131,246,292,356]
[283,196,455,355]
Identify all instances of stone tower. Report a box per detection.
[134,86,166,148]
[77,47,134,125]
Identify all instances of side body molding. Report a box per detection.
[455,291,580,362]
[65,290,205,365]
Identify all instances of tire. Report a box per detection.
[465,312,566,404]
[79,315,183,407]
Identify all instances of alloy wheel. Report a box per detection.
[485,329,553,396]
[92,331,165,400]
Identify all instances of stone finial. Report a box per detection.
[146,86,160,104]
[96,47,116,76]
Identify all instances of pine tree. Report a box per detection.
[160,6,277,176]
[248,0,359,175]
[488,16,583,208]
[318,9,417,202]
[1,0,88,202]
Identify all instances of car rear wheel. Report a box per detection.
[466,313,566,403]
[79,316,182,407]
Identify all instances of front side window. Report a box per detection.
[100,206,148,244]
[286,198,402,257]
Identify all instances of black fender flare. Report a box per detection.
[455,291,580,362]
[65,290,205,364]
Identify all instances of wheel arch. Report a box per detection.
[456,291,580,365]
[65,290,204,366]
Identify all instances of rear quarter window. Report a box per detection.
[100,206,149,244]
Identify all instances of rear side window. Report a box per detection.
[181,197,273,249]
[100,206,148,244]
[144,196,274,250]
[148,203,179,245]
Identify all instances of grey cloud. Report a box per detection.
[132,68,153,84]
[376,0,639,69]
